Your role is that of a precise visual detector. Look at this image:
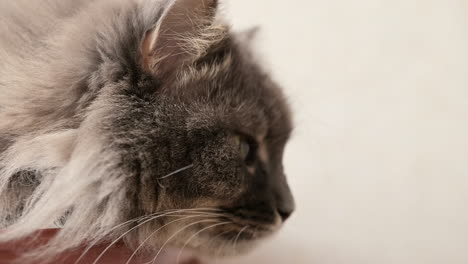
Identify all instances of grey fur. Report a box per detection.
[0,0,294,260]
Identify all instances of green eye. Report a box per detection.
[239,138,251,160]
[233,135,255,163]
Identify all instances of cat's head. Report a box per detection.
[92,0,295,256]
[0,0,294,259]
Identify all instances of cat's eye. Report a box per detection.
[239,139,250,161]
[234,135,256,164]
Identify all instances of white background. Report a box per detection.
[216,1,468,263]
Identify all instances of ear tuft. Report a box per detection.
[141,0,227,76]
[236,26,261,48]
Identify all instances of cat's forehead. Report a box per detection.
[163,34,292,140]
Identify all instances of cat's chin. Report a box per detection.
[183,239,260,260]
[181,229,274,259]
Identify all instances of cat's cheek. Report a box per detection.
[191,160,245,199]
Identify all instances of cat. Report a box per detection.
[0,0,295,261]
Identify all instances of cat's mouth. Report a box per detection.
[173,227,273,258]
[210,217,279,240]
[171,211,281,257]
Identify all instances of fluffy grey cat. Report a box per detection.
[0,0,294,261]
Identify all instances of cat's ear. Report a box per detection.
[141,0,221,75]
[236,26,260,48]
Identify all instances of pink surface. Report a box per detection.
[0,229,200,264]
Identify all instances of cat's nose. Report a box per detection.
[275,178,295,222]
[276,196,295,222]
[277,206,294,222]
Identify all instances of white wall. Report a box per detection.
[216,1,468,263]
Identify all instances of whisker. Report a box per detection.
[232,226,249,255]
[76,210,186,264]
[216,238,230,264]
[176,221,231,263]
[74,214,155,264]
[91,213,181,264]
[215,229,240,264]
[233,225,249,251]
[210,230,236,263]
[124,214,222,264]
[90,209,223,264]
[213,230,233,264]
[147,219,218,264]
[75,208,221,264]
[158,164,193,180]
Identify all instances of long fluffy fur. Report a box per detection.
[0,0,294,261]
[0,0,222,257]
